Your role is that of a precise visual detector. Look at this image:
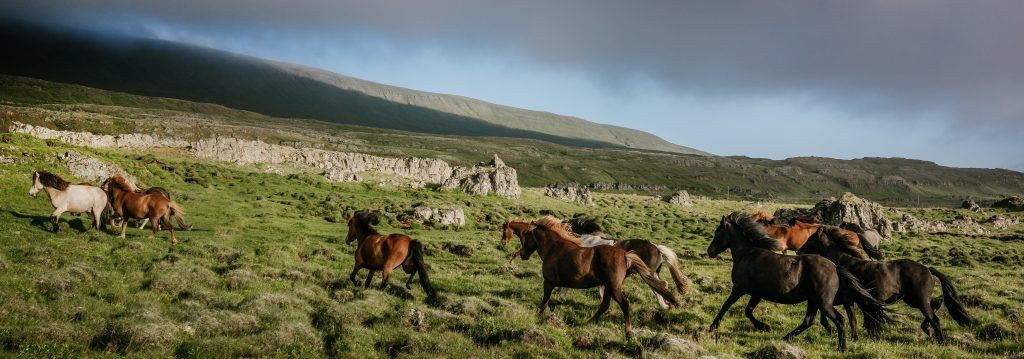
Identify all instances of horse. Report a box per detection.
[501,218,691,309]
[707,212,890,351]
[28,170,107,232]
[105,177,183,230]
[514,215,679,334]
[799,227,974,341]
[840,222,883,255]
[102,175,187,244]
[755,215,882,260]
[345,211,435,298]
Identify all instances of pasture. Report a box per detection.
[1,133,1023,358]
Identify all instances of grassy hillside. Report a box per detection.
[1,133,1023,358]
[0,19,705,155]
[3,75,1023,207]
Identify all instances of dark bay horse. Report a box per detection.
[502,218,691,308]
[516,216,678,334]
[799,228,974,341]
[28,170,107,232]
[345,211,435,298]
[707,212,890,351]
[102,175,187,244]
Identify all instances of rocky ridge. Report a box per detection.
[11,122,520,198]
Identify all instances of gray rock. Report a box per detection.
[413,206,466,227]
[774,192,894,238]
[544,183,593,205]
[992,196,1024,211]
[961,199,982,212]
[59,152,135,184]
[666,190,694,207]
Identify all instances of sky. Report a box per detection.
[3,1,1023,170]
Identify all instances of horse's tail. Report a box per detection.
[404,240,436,299]
[654,244,692,296]
[837,266,892,334]
[858,235,884,260]
[625,252,679,308]
[167,201,192,231]
[928,267,974,327]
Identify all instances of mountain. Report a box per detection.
[0,19,707,155]
[3,75,1023,207]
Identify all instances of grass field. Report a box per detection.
[2,133,1023,358]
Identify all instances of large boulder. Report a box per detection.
[413,206,466,227]
[962,199,982,212]
[775,192,894,238]
[665,190,694,207]
[748,342,806,359]
[544,183,594,205]
[59,152,136,184]
[992,196,1024,211]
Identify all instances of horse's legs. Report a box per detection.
[609,286,632,334]
[120,218,128,238]
[822,304,847,351]
[844,304,858,341]
[148,214,160,238]
[538,281,555,315]
[589,285,613,323]
[363,270,376,288]
[820,310,833,334]
[49,207,66,232]
[379,268,393,290]
[91,205,103,230]
[556,287,570,302]
[783,303,819,342]
[745,296,771,331]
[405,270,416,290]
[709,290,744,332]
[164,214,176,245]
[349,263,362,286]
[917,298,944,341]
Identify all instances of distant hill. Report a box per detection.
[3,75,1022,207]
[0,19,708,155]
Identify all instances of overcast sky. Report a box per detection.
[4,1,1023,170]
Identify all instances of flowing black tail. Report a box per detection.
[928,267,974,327]
[404,240,436,298]
[859,237,884,260]
[838,266,892,334]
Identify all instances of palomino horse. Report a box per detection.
[708,212,890,351]
[753,212,881,260]
[102,175,187,244]
[799,228,973,341]
[514,216,679,334]
[28,170,107,232]
[345,211,435,298]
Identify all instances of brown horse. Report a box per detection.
[345,211,435,298]
[515,216,678,334]
[102,175,186,244]
[755,215,879,260]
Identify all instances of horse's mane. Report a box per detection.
[726,212,783,250]
[35,170,69,190]
[819,225,868,259]
[106,175,138,192]
[352,211,380,235]
[533,215,582,245]
[751,210,775,224]
[788,215,821,226]
[839,222,864,233]
[567,216,603,235]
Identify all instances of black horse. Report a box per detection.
[799,228,974,341]
[707,212,890,351]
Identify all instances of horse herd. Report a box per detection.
[27,169,974,351]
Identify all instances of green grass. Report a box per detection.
[1,133,1023,358]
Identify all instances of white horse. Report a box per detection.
[28,170,107,232]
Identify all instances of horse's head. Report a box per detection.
[519,224,539,260]
[708,215,735,258]
[28,171,43,197]
[501,219,515,245]
[346,211,379,244]
[796,228,831,256]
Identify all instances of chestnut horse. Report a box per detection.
[754,213,880,260]
[345,211,435,298]
[106,177,185,230]
[503,217,691,309]
[102,175,186,244]
[514,216,678,334]
[28,170,107,232]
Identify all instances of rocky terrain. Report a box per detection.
[543,183,594,205]
[11,122,520,198]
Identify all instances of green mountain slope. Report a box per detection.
[0,19,706,155]
[3,75,1022,207]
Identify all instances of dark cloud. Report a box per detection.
[4,0,1024,135]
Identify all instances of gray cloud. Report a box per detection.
[4,0,1024,137]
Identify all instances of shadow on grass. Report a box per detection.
[4,209,94,232]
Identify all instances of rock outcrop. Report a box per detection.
[665,190,694,207]
[985,215,1020,229]
[59,151,136,184]
[544,183,593,205]
[12,122,520,198]
[774,192,894,238]
[589,182,668,192]
[962,199,982,212]
[892,213,987,235]
[992,196,1024,211]
[413,206,466,227]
